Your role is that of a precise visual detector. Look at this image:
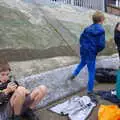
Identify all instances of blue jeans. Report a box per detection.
[72,58,96,92]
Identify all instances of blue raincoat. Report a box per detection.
[80,23,105,60]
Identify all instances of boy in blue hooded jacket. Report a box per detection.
[70,11,105,94]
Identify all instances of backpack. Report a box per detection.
[95,68,116,83]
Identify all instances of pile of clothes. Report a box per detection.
[50,96,96,120]
[50,89,120,120]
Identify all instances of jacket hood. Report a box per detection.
[85,24,104,36]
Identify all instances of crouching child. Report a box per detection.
[0,60,47,120]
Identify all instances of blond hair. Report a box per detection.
[92,11,105,24]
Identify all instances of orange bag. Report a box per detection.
[98,105,120,120]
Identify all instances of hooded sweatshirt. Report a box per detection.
[80,23,105,60]
[114,30,120,50]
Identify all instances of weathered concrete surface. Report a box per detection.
[96,54,119,69]
[0,0,120,56]
[40,3,120,39]
[10,54,118,109]
[10,53,119,80]
[10,56,79,79]
[18,64,88,108]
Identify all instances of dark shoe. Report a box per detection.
[68,75,76,80]
[14,115,22,120]
[8,117,13,120]
[87,91,94,96]
[22,108,39,120]
[87,92,98,104]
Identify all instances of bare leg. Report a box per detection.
[10,86,27,115]
[29,85,47,109]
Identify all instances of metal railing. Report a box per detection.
[50,0,105,11]
[51,0,71,4]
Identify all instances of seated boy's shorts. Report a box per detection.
[0,95,33,120]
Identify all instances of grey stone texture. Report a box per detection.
[18,64,87,108]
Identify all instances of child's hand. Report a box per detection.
[7,82,17,92]
[16,86,30,95]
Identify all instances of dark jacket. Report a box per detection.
[114,31,120,50]
[80,23,105,60]
[0,80,19,105]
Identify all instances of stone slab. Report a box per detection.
[18,64,88,108]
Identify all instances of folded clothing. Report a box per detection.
[49,96,96,120]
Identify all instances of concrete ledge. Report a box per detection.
[18,64,87,108]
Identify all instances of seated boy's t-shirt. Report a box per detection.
[0,80,10,90]
[0,80,12,107]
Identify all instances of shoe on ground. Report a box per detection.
[68,75,76,80]
[22,108,39,120]
[87,92,98,104]
[8,117,13,120]
[9,115,22,120]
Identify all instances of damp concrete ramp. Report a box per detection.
[15,54,119,108]
[18,64,88,108]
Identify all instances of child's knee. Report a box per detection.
[39,85,47,93]
[38,85,47,96]
[31,85,47,99]
[15,86,27,98]
[10,90,26,106]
